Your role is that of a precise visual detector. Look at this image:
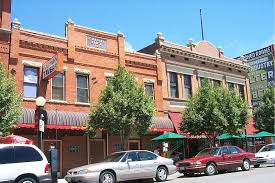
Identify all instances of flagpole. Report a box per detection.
[200,9,205,40]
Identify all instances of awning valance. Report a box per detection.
[18,108,88,130]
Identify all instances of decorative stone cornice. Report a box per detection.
[125,60,157,70]
[19,40,68,54]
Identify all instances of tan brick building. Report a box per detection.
[139,33,255,138]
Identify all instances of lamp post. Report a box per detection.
[35,96,46,150]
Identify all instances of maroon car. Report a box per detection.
[176,146,256,176]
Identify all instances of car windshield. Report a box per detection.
[102,152,126,162]
[259,145,275,152]
[196,148,220,157]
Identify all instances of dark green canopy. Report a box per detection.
[152,132,186,141]
[217,133,241,140]
[253,131,275,137]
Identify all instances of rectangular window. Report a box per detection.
[227,82,235,91]
[183,75,192,98]
[200,77,208,87]
[169,72,178,98]
[212,80,221,87]
[144,82,154,98]
[52,73,65,100]
[238,84,245,100]
[23,67,38,98]
[77,74,89,103]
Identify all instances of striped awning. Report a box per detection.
[149,116,174,132]
[18,108,88,130]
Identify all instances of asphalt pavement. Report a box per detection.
[58,165,275,183]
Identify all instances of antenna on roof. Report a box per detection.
[200,9,205,40]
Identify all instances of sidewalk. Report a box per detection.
[58,179,67,183]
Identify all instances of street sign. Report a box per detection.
[42,51,64,80]
[39,119,45,132]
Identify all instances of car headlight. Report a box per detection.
[191,161,202,165]
[77,169,92,174]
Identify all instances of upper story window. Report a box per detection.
[52,73,65,101]
[227,82,235,91]
[144,82,154,98]
[169,72,178,98]
[200,77,208,87]
[77,74,89,103]
[183,75,192,98]
[212,80,221,87]
[23,67,38,98]
[238,84,245,100]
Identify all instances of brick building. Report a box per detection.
[139,33,256,154]
[0,1,174,176]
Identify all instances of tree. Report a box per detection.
[87,65,156,150]
[254,88,275,133]
[180,82,249,143]
[0,63,22,136]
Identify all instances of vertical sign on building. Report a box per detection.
[244,45,275,110]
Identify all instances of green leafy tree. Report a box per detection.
[180,82,249,143]
[254,88,275,133]
[87,65,156,150]
[0,63,22,136]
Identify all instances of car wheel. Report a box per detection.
[100,171,115,183]
[156,166,168,182]
[205,163,217,176]
[254,164,260,168]
[17,177,37,183]
[241,159,250,171]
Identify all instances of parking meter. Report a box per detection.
[48,146,58,183]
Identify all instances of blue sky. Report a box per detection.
[11,0,274,57]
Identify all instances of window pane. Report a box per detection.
[138,151,157,161]
[213,80,221,87]
[52,87,64,100]
[184,75,192,98]
[52,73,63,87]
[24,67,38,83]
[228,82,234,91]
[238,84,245,99]
[170,72,177,83]
[23,83,37,98]
[0,146,14,164]
[170,87,178,98]
[200,78,208,87]
[127,152,138,161]
[170,72,178,98]
[77,88,88,103]
[77,75,88,88]
[144,83,154,97]
[14,146,43,163]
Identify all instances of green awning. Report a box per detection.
[152,132,186,141]
[217,133,240,140]
[253,131,275,138]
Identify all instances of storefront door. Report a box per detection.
[43,140,62,176]
[128,140,140,150]
[90,139,105,163]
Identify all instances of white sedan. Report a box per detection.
[255,143,275,167]
[65,150,176,183]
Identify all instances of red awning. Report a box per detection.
[168,112,207,138]
[246,117,257,134]
[148,117,174,132]
[0,134,33,144]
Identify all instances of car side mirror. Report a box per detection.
[126,158,132,163]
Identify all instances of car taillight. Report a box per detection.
[45,163,50,173]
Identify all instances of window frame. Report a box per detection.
[76,74,89,103]
[51,72,65,101]
[169,72,179,98]
[227,82,235,91]
[144,82,155,99]
[212,80,221,87]
[238,84,245,100]
[23,66,39,99]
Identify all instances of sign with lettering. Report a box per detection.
[87,36,107,50]
[243,45,275,110]
[42,52,64,80]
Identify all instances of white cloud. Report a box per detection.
[125,41,135,52]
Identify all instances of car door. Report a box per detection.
[228,146,243,168]
[137,151,159,178]
[0,145,16,182]
[220,146,232,170]
[119,151,141,180]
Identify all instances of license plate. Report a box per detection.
[179,167,185,170]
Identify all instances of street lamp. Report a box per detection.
[35,96,47,150]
